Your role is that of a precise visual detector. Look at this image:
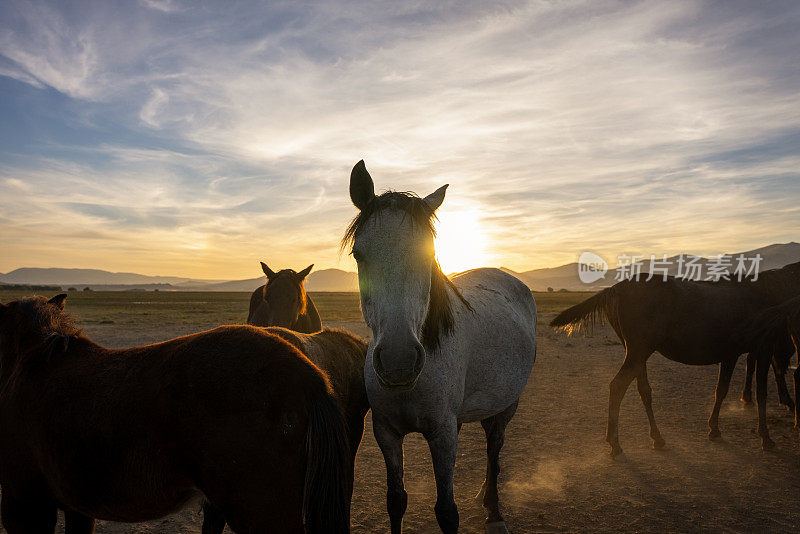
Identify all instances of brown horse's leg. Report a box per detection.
[201,501,226,534]
[772,353,795,412]
[0,493,57,534]
[478,402,518,530]
[755,353,776,450]
[708,359,736,440]
[374,420,407,534]
[741,352,755,404]
[64,509,95,534]
[636,362,664,449]
[606,354,641,457]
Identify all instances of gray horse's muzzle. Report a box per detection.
[372,340,425,391]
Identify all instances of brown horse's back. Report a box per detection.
[0,324,346,531]
[553,277,774,364]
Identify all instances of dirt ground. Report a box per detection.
[2,293,799,533]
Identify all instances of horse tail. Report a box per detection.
[303,385,350,534]
[549,285,620,335]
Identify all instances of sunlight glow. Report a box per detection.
[434,207,492,275]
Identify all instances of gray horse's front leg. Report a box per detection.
[425,421,459,534]
[374,419,408,534]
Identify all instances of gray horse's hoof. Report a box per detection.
[740,396,753,405]
[486,521,509,534]
[761,436,776,450]
[652,437,666,449]
[708,428,721,441]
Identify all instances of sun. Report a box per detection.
[433,207,492,274]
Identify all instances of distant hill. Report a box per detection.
[0,268,220,286]
[2,242,797,292]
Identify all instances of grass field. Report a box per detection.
[2,287,799,533]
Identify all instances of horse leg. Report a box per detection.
[708,358,736,440]
[425,421,460,534]
[64,509,95,534]
[635,360,664,449]
[794,363,800,429]
[755,352,776,450]
[201,501,227,534]
[0,493,57,534]
[478,402,518,534]
[374,420,407,534]
[741,352,755,404]
[606,353,642,457]
[772,353,795,412]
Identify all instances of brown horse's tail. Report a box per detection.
[303,387,350,534]
[549,286,620,335]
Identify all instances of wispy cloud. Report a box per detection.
[1,0,799,277]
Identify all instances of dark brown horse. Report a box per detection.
[550,261,800,456]
[741,294,800,428]
[203,327,369,534]
[247,262,322,333]
[0,295,349,534]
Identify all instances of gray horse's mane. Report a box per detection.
[342,191,472,351]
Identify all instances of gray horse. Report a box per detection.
[344,160,537,534]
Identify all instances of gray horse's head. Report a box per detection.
[259,262,313,328]
[344,160,450,391]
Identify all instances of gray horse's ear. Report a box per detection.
[261,262,277,279]
[350,160,375,210]
[424,184,448,212]
[48,294,68,310]
[297,264,313,280]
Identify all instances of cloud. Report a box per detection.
[0,0,799,275]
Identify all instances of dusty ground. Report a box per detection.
[1,291,798,533]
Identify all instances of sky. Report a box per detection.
[1,0,799,279]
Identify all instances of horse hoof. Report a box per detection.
[652,437,666,449]
[740,397,753,405]
[610,445,623,459]
[761,437,776,450]
[486,521,509,534]
[708,429,721,441]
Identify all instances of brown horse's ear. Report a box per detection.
[424,184,448,212]
[261,262,277,280]
[297,264,313,280]
[48,294,68,310]
[350,160,375,211]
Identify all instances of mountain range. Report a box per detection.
[2,242,798,292]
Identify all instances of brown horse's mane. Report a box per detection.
[342,190,472,351]
[0,297,83,395]
[265,270,308,315]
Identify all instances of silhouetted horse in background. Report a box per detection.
[0,295,349,534]
[551,261,800,456]
[247,262,322,333]
[741,294,800,428]
[203,327,369,534]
